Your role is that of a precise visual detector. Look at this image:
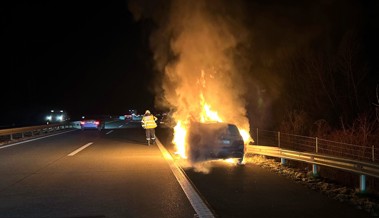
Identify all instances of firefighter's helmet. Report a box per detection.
[145,110,151,115]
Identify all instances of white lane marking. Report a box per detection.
[106,130,114,135]
[155,138,215,218]
[0,129,78,150]
[67,142,93,156]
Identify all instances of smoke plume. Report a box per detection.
[128,0,251,132]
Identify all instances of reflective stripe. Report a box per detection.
[142,115,157,129]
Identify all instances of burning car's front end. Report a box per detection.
[186,122,245,163]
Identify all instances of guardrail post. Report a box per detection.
[281,158,286,165]
[313,137,319,177]
[312,164,319,177]
[278,132,286,165]
[360,175,366,193]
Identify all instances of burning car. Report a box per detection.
[186,122,245,164]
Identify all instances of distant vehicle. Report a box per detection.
[123,109,139,121]
[80,115,105,131]
[45,110,69,124]
[131,114,142,121]
[186,122,245,165]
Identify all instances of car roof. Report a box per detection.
[189,122,240,135]
[190,121,235,127]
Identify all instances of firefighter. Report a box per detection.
[141,110,158,146]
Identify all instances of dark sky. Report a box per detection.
[1,1,155,125]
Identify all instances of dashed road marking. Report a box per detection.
[67,142,93,156]
[106,130,114,135]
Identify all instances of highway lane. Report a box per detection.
[183,161,370,218]
[0,122,196,218]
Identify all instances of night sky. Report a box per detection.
[2,1,155,125]
[1,0,378,128]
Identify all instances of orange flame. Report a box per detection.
[173,121,187,158]
[200,94,223,123]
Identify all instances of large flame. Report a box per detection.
[172,71,253,159]
[200,94,222,123]
[173,121,187,158]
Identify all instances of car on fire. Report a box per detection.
[186,122,245,165]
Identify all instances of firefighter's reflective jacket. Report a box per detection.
[141,114,158,129]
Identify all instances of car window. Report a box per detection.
[227,124,240,135]
[190,122,237,138]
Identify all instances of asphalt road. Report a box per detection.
[0,120,372,218]
[0,121,195,218]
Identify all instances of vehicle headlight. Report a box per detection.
[56,115,63,121]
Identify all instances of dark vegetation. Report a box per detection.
[246,17,379,194]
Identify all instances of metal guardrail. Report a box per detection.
[246,145,379,192]
[252,128,379,193]
[247,145,379,178]
[0,122,79,145]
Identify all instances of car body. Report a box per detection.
[131,114,142,122]
[80,116,105,131]
[186,122,245,164]
[158,113,176,128]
